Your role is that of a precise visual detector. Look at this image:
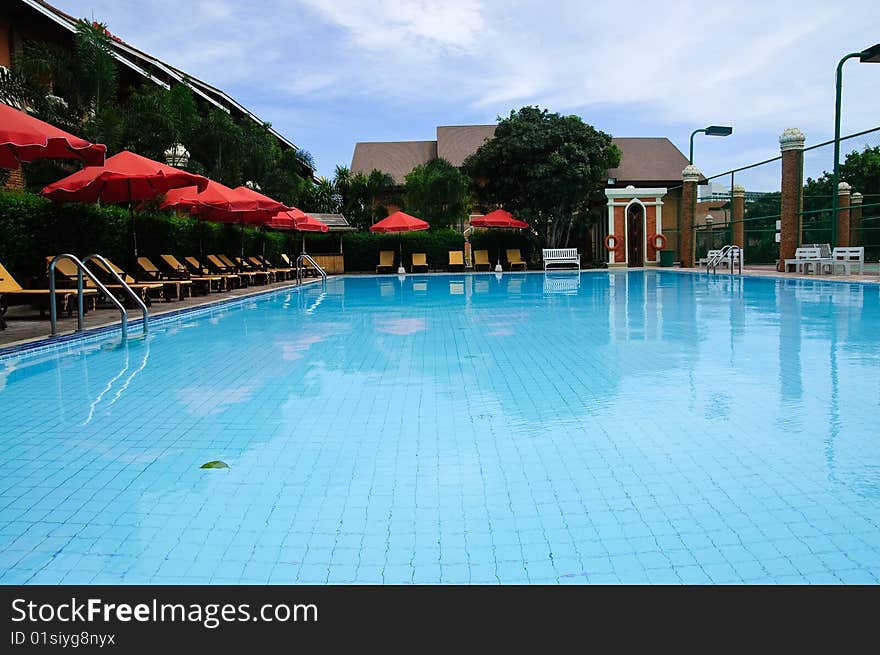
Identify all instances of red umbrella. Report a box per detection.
[41,150,207,203]
[370,211,429,274]
[267,209,329,232]
[40,150,207,263]
[162,180,274,259]
[469,209,530,271]
[370,211,429,233]
[232,185,288,214]
[267,209,329,259]
[0,101,106,168]
[469,209,530,230]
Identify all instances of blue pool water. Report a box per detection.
[1,271,878,584]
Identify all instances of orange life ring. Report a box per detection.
[604,234,623,251]
[650,233,667,250]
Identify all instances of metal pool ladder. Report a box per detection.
[706,245,743,275]
[296,254,327,286]
[48,254,148,339]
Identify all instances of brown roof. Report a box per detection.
[607,137,693,185]
[350,141,437,184]
[350,130,693,186]
[436,125,496,166]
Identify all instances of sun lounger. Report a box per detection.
[185,257,241,289]
[447,250,465,272]
[214,254,262,285]
[137,256,200,297]
[376,250,395,273]
[1,260,98,320]
[506,249,526,271]
[233,257,272,284]
[411,253,428,273]
[248,256,286,281]
[473,250,491,271]
[159,255,221,293]
[49,256,166,305]
[258,255,294,280]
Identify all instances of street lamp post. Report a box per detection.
[689,125,733,164]
[830,44,880,246]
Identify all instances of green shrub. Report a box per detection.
[0,189,296,279]
[337,229,465,271]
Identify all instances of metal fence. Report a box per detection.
[698,126,880,264]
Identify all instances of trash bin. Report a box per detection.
[659,249,675,268]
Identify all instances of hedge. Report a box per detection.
[0,190,292,282]
[303,228,535,271]
[0,190,541,280]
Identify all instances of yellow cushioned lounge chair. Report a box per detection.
[411,253,428,273]
[1,260,98,319]
[185,257,241,290]
[447,250,465,271]
[506,249,526,271]
[376,250,395,273]
[161,254,224,292]
[473,250,491,271]
[48,256,166,305]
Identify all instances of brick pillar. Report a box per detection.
[680,164,700,267]
[851,192,863,246]
[836,182,851,247]
[3,165,25,190]
[731,184,745,249]
[778,128,805,271]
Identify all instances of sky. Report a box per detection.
[52,0,880,190]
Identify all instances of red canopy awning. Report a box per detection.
[370,211,429,233]
[267,209,329,232]
[40,150,207,203]
[469,209,530,229]
[0,101,106,168]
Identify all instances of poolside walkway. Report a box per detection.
[0,277,321,351]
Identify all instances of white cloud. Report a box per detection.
[50,0,880,178]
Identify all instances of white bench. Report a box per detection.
[817,247,864,276]
[698,249,722,267]
[542,248,581,270]
[784,247,822,274]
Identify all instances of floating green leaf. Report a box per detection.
[200,460,229,469]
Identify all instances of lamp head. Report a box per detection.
[705,125,733,137]
[859,43,880,63]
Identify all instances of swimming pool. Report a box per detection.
[1,271,878,584]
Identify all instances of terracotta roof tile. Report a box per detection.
[350,141,437,184]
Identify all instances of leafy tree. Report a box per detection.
[463,106,620,247]
[404,158,470,228]
[330,167,395,229]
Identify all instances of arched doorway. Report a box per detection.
[627,203,644,266]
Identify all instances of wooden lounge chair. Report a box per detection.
[204,254,247,286]
[376,250,395,273]
[185,257,241,290]
[506,249,526,271]
[93,257,191,302]
[280,253,318,278]
[234,257,272,284]
[258,255,294,280]
[1,260,98,320]
[411,253,428,273]
[473,249,491,271]
[48,256,166,305]
[248,256,286,281]
[159,255,221,293]
[214,254,262,286]
[137,256,201,297]
[447,250,465,272]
